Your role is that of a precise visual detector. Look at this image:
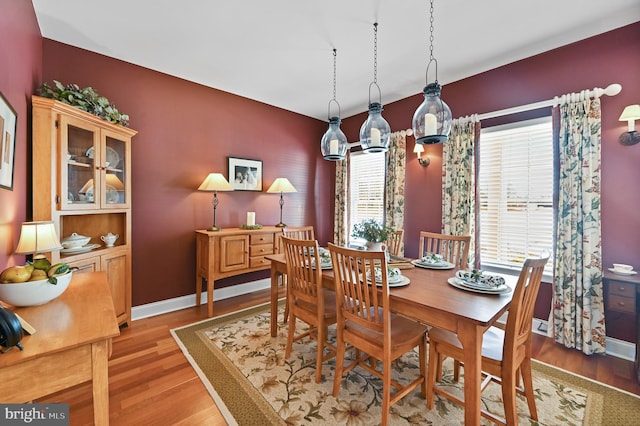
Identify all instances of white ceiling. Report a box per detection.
[32,0,640,121]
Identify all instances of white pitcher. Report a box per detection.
[101,233,119,247]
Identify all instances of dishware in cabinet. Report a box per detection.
[58,114,132,210]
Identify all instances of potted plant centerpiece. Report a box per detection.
[351,219,393,251]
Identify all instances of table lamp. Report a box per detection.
[14,221,63,257]
[267,178,297,228]
[198,173,234,231]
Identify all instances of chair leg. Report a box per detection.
[520,360,538,420]
[315,324,326,383]
[427,341,438,409]
[282,275,289,323]
[332,337,345,397]
[502,369,519,426]
[285,313,296,359]
[382,357,392,426]
[420,336,427,398]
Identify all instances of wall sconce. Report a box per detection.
[619,104,640,146]
[413,143,430,167]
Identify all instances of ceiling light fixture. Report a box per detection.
[360,22,390,153]
[412,0,452,145]
[321,49,348,161]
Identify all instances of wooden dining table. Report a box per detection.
[265,253,515,426]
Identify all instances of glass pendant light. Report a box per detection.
[412,0,452,145]
[321,49,348,160]
[360,22,390,153]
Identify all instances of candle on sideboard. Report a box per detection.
[247,212,255,226]
[370,128,381,146]
[329,139,339,156]
[424,113,437,135]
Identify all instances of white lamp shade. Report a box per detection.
[413,143,425,154]
[619,104,640,121]
[15,221,63,254]
[198,173,234,191]
[267,178,297,193]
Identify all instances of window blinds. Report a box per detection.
[478,117,554,275]
[348,151,385,240]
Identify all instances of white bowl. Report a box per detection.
[61,233,91,249]
[612,263,633,272]
[0,272,72,306]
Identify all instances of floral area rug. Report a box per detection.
[171,302,640,425]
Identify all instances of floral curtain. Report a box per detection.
[333,152,350,247]
[442,118,480,268]
[551,95,606,355]
[384,132,407,255]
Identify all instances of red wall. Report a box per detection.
[40,42,332,305]
[343,22,640,340]
[0,0,42,269]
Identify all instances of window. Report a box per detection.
[348,151,385,245]
[478,117,554,277]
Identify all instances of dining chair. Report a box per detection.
[281,236,337,383]
[426,255,549,425]
[418,231,471,269]
[280,226,316,322]
[384,229,404,257]
[328,243,428,426]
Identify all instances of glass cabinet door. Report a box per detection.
[103,131,128,206]
[60,116,99,210]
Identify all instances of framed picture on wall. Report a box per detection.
[0,91,17,190]
[228,157,263,191]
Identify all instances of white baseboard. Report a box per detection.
[131,278,271,321]
[132,281,636,363]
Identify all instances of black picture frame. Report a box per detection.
[0,91,17,191]
[228,157,263,191]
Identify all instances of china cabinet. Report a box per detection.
[31,95,137,326]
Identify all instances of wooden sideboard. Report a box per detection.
[0,272,119,425]
[603,270,640,383]
[195,227,283,317]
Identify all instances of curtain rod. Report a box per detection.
[476,83,622,121]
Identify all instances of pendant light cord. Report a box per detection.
[369,22,382,105]
[328,48,341,119]
[426,0,439,85]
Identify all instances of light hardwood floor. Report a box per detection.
[40,288,639,425]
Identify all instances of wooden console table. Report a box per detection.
[603,270,640,383]
[0,272,120,425]
[195,227,282,317]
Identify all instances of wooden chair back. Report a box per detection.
[281,236,323,308]
[503,255,549,363]
[279,225,315,253]
[384,229,404,256]
[328,243,389,336]
[419,231,470,269]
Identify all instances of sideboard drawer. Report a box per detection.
[250,256,271,268]
[609,282,636,298]
[251,233,274,245]
[608,294,635,314]
[250,244,274,257]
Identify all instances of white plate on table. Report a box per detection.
[60,243,101,255]
[447,277,512,294]
[411,259,455,270]
[367,275,411,288]
[608,268,638,276]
